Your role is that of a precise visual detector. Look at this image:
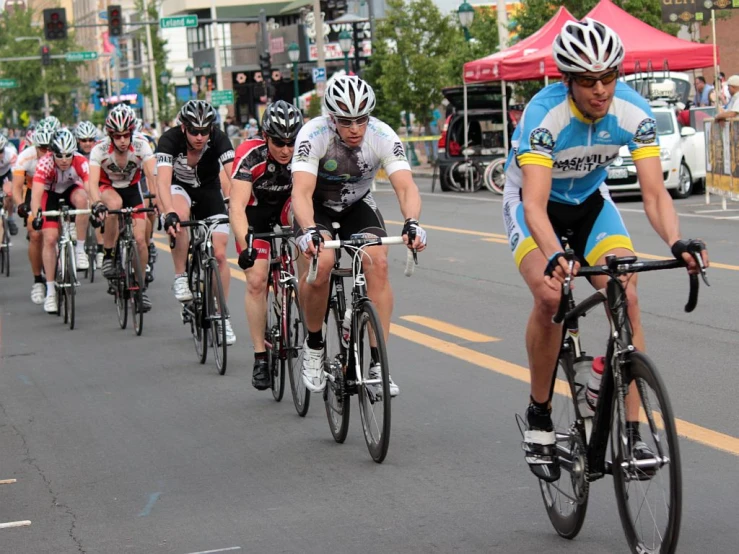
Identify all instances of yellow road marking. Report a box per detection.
[0,479,17,485]
[400,315,500,343]
[481,237,510,245]
[390,323,739,457]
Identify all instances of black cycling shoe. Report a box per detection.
[145,263,154,283]
[7,218,18,236]
[522,403,560,483]
[252,358,271,391]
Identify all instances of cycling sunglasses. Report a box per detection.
[270,137,295,148]
[79,138,96,143]
[334,115,370,128]
[186,126,211,137]
[112,132,131,140]
[569,69,619,88]
[54,153,74,160]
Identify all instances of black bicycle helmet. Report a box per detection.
[261,101,303,141]
[179,100,217,130]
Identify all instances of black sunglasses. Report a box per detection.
[334,115,370,128]
[79,138,96,143]
[54,153,74,160]
[186,126,211,137]
[569,69,619,88]
[270,137,295,148]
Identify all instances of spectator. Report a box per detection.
[714,75,739,122]
[244,118,259,139]
[225,116,240,138]
[694,76,716,107]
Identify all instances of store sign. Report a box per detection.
[309,41,372,61]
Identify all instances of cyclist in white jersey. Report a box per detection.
[0,134,20,235]
[504,19,710,482]
[12,128,54,304]
[291,75,427,395]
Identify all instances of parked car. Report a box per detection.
[623,71,693,107]
[605,101,706,198]
[436,84,516,192]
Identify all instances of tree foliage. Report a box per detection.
[440,7,500,86]
[0,8,84,124]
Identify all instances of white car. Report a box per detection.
[605,104,705,199]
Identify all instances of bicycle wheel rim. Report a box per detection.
[448,160,483,193]
[539,355,589,539]
[324,301,350,443]
[129,244,144,336]
[267,287,284,401]
[3,219,9,277]
[114,248,127,329]
[356,301,391,463]
[611,352,682,554]
[207,260,227,375]
[188,260,207,363]
[286,286,310,417]
[66,246,76,330]
[484,159,506,195]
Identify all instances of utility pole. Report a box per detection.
[210,0,224,92]
[496,0,509,49]
[313,0,325,95]
[142,0,160,131]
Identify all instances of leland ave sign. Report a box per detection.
[159,15,198,29]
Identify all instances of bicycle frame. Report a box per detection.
[40,203,90,288]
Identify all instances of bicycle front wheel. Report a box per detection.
[356,301,391,463]
[448,159,483,193]
[539,353,589,539]
[483,158,506,195]
[206,259,228,375]
[612,351,682,554]
[114,247,128,330]
[2,216,10,277]
[188,256,207,364]
[128,242,144,336]
[66,244,76,330]
[324,300,350,443]
[286,285,310,417]
[85,225,96,283]
[267,284,285,402]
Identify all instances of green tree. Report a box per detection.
[133,0,169,124]
[440,7,500,86]
[0,8,84,124]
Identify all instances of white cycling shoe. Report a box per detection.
[301,340,326,393]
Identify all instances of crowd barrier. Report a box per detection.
[704,118,739,208]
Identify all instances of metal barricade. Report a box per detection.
[704,118,739,208]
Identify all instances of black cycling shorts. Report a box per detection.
[293,192,386,239]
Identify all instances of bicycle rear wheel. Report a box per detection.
[128,242,144,336]
[539,352,589,539]
[65,245,76,330]
[2,216,9,277]
[483,158,506,195]
[267,285,285,402]
[612,352,682,554]
[286,286,310,417]
[85,224,96,283]
[356,301,391,463]
[324,299,350,443]
[187,256,207,364]
[206,259,228,375]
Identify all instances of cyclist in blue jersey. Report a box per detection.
[503,19,710,482]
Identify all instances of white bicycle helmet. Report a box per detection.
[0,135,7,151]
[105,105,136,135]
[51,129,77,156]
[75,121,98,140]
[32,128,54,148]
[323,75,376,118]
[553,18,625,74]
[42,115,61,132]
[262,101,303,141]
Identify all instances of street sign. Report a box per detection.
[0,79,18,88]
[312,67,326,84]
[211,89,234,106]
[65,51,99,62]
[99,10,107,20]
[159,15,198,29]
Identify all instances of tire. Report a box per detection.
[286,286,310,417]
[114,246,127,330]
[267,285,285,402]
[128,242,144,336]
[356,301,391,463]
[55,249,63,319]
[439,165,454,192]
[2,216,9,277]
[539,352,589,539]
[483,158,506,195]
[447,159,483,193]
[324,300,350,443]
[66,245,76,330]
[206,259,227,375]
[612,352,682,554]
[669,161,693,199]
[187,255,207,364]
[85,225,96,283]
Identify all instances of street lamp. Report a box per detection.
[338,30,352,74]
[16,36,50,117]
[201,63,213,94]
[185,65,194,99]
[287,42,300,107]
[159,70,170,123]
[458,1,475,42]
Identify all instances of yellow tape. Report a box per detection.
[399,136,441,142]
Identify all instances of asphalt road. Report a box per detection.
[1,181,737,554]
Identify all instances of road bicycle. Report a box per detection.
[0,191,10,277]
[527,246,708,553]
[306,227,416,463]
[105,207,156,336]
[177,216,231,375]
[35,202,92,330]
[483,157,506,195]
[83,218,98,283]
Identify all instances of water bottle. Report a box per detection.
[573,355,594,417]
[586,356,606,412]
[340,308,352,348]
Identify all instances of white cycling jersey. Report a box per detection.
[90,136,154,188]
[291,115,410,212]
[0,146,18,177]
[12,145,43,179]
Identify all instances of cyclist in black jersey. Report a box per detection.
[158,100,237,345]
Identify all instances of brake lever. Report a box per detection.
[694,252,710,286]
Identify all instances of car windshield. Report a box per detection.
[655,111,674,136]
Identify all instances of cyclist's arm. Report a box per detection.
[229,177,252,251]
[156,165,175,214]
[387,169,421,221]
[219,161,234,198]
[142,157,158,202]
[11,171,25,208]
[635,156,681,245]
[30,180,45,217]
[88,164,102,204]
[291,171,317,230]
[521,164,564,261]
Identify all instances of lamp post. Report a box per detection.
[287,42,300,107]
[338,30,352,74]
[16,36,50,117]
[159,70,171,125]
[458,1,474,42]
[185,65,194,99]
[201,63,213,100]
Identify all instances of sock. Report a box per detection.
[370,346,380,364]
[96,244,103,253]
[34,274,44,284]
[254,351,267,361]
[46,282,54,296]
[76,240,85,254]
[306,329,324,349]
[104,248,113,259]
[175,272,187,279]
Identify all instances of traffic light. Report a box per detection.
[43,8,67,41]
[40,45,51,67]
[94,79,110,100]
[108,5,123,37]
[259,52,272,81]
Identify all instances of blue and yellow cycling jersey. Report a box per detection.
[504,81,660,205]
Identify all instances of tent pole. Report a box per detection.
[545,76,549,87]
[710,8,718,205]
[502,80,509,157]
[464,79,469,191]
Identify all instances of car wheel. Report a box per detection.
[439,166,454,191]
[670,161,693,199]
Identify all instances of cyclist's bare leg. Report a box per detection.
[70,188,90,242]
[170,195,190,274]
[519,248,563,404]
[244,259,269,352]
[101,189,123,249]
[362,244,393,342]
[133,218,148,271]
[296,231,333,334]
[28,222,42,275]
[590,247,643,422]
[212,232,230,299]
[2,181,13,213]
[41,226,59,284]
